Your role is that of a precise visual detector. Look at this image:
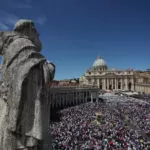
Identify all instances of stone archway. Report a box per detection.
[109,84,112,90]
[128,82,132,91]
[100,84,102,89]
[118,82,121,89]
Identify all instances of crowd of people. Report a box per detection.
[50,95,150,150]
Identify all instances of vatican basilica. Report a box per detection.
[80,56,135,91]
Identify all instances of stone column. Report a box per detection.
[122,79,125,90]
[64,94,66,107]
[113,78,115,90]
[116,79,118,90]
[82,92,84,103]
[83,91,85,103]
[58,94,60,108]
[122,78,125,90]
[69,93,71,105]
[108,79,110,90]
[81,92,83,103]
[67,93,70,105]
[76,92,78,104]
[91,92,93,103]
[55,94,57,108]
[74,92,76,105]
[103,79,106,90]
[60,94,62,107]
[57,94,59,108]
[73,92,75,105]
[71,93,73,105]
[105,79,107,90]
[70,93,72,105]
[62,94,65,107]
[121,78,123,90]
[125,78,128,90]
[147,87,148,94]
[131,78,134,91]
[107,79,109,90]
[79,92,81,104]
[54,93,56,108]
[85,91,87,103]
[111,78,113,90]
[53,93,55,108]
[97,79,100,88]
[51,94,54,108]
[50,94,52,108]
[65,94,67,106]
[96,91,99,102]
[59,94,61,107]
[68,93,70,105]
[107,78,109,90]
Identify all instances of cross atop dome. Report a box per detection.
[97,56,101,59]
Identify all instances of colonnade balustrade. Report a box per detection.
[135,84,150,95]
[50,85,99,108]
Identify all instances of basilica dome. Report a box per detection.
[92,56,107,67]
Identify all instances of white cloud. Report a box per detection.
[0,11,19,26]
[0,22,9,30]
[12,0,32,9]
[14,3,32,8]
[24,0,32,3]
[0,10,47,31]
[0,11,20,30]
[0,0,32,9]
[36,16,47,25]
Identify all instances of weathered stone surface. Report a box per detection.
[0,19,55,150]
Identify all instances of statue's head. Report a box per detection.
[13,19,42,51]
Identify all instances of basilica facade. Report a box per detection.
[80,56,135,91]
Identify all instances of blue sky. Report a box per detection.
[0,0,150,80]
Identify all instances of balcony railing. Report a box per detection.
[50,84,98,89]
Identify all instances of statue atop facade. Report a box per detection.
[0,19,55,150]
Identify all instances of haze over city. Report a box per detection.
[0,0,150,79]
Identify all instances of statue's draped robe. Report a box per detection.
[0,36,52,150]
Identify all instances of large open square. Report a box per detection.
[51,95,150,150]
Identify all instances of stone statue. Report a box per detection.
[0,19,55,150]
